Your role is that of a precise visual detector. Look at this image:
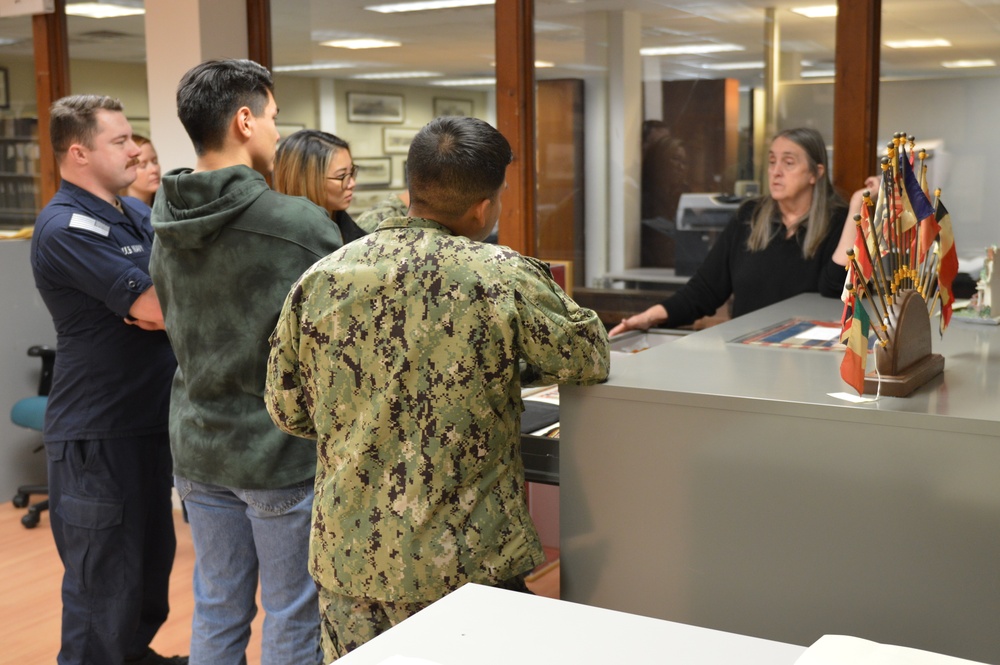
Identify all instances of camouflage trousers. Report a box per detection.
[318,575,532,661]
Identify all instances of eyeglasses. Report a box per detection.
[327,164,359,184]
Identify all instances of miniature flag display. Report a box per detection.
[837,133,956,395]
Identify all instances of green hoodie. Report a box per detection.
[150,164,343,489]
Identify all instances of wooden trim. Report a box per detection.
[246,0,272,71]
[832,0,881,198]
[32,0,70,207]
[495,0,536,257]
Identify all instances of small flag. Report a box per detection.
[840,300,871,396]
[854,202,874,281]
[900,146,940,261]
[936,198,958,332]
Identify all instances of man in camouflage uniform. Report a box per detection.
[353,190,408,233]
[265,116,610,659]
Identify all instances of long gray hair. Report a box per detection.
[747,127,843,259]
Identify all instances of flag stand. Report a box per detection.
[863,288,944,396]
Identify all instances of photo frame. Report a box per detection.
[383,127,419,154]
[433,97,473,118]
[354,157,392,188]
[0,68,9,109]
[347,92,405,124]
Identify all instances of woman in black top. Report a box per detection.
[610,127,855,335]
[273,129,368,244]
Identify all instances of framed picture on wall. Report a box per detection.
[383,127,419,154]
[0,68,8,109]
[347,92,405,123]
[433,97,473,118]
[354,157,392,188]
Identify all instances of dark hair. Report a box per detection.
[273,130,350,208]
[176,58,273,156]
[407,116,513,219]
[50,95,124,159]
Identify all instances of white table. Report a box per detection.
[332,583,806,664]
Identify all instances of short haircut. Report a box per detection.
[273,129,350,209]
[176,58,274,156]
[50,95,124,159]
[407,116,512,219]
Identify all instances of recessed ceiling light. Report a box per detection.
[322,39,402,49]
[66,2,144,18]
[941,59,996,68]
[273,63,356,73]
[366,0,493,13]
[791,5,837,18]
[489,60,555,68]
[351,71,443,79]
[430,77,496,86]
[700,61,764,71]
[640,44,744,56]
[885,38,951,49]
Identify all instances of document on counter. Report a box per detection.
[795,635,988,665]
[731,318,876,351]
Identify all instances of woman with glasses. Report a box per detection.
[610,127,855,335]
[274,129,367,243]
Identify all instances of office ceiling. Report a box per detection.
[0,0,998,89]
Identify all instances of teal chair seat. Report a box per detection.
[11,395,47,433]
[11,345,53,528]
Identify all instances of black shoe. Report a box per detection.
[124,649,189,665]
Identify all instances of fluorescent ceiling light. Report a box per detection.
[431,77,496,86]
[701,61,764,71]
[273,63,356,72]
[941,59,995,69]
[489,60,554,68]
[366,0,493,13]
[352,71,442,79]
[885,38,951,49]
[66,2,144,18]
[801,69,835,78]
[791,5,837,18]
[322,38,401,49]
[641,44,744,56]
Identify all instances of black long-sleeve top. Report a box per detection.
[661,198,848,327]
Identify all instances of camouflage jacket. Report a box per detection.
[266,216,610,602]
[354,193,408,233]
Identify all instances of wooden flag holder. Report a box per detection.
[863,288,944,396]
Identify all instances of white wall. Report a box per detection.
[0,240,56,500]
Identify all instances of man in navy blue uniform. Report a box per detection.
[30,95,185,665]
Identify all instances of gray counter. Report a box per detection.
[560,293,1000,663]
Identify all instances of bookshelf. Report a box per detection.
[0,117,40,228]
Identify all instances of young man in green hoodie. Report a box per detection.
[149,59,342,665]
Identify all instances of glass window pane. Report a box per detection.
[880,0,1000,254]
[272,0,495,209]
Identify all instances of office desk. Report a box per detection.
[333,583,806,664]
[560,294,1000,664]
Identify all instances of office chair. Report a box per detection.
[10,344,54,529]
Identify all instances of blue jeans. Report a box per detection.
[175,476,322,665]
